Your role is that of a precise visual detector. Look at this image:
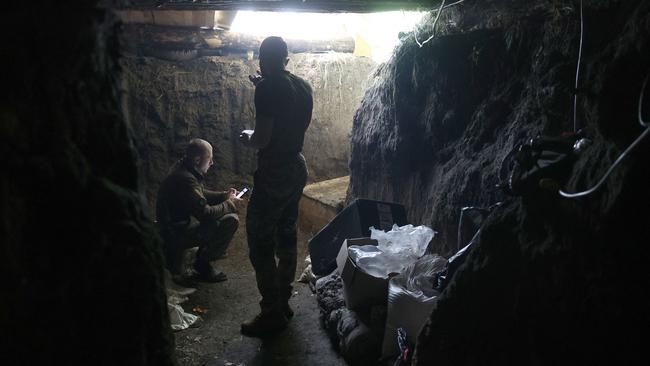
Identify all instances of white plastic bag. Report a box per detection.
[347,224,437,278]
[381,254,447,358]
[298,255,318,283]
[370,224,436,259]
[348,245,407,278]
[168,303,199,331]
[164,269,199,331]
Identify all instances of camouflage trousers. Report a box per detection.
[161,213,239,275]
[246,154,308,313]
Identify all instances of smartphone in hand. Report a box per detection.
[249,71,263,86]
[236,187,250,199]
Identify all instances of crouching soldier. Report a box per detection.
[156,138,242,284]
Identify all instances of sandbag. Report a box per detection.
[338,310,382,365]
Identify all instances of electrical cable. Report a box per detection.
[639,71,649,128]
[456,202,503,251]
[415,0,445,47]
[559,72,650,198]
[413,0,465,48]
[573,0,584,133]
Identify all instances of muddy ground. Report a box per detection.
[173,205,346,366]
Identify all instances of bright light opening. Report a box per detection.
[230,11,426,62]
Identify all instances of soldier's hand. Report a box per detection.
[227,188,245,210]
[239,130,253,145]
[248,71,263,86]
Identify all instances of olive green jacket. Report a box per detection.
[156,160,236,228]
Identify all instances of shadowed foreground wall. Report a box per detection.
[348,0,649,364]
[0,4,175,366]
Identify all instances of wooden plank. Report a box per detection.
[122,24,355,54]
[116,10,231,28]
[113,0,440,13]
[151,10,216,28]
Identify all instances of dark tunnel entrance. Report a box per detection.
[2,1,650,366]
[116,6,426,366]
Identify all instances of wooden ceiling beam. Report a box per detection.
[113,0,441,13]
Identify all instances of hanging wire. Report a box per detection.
[639,71,649,128]
[415,0,446,47]
[456,202,503,251]
[573,0,585,133]
[559,72,650,198]
[413,0,465,48]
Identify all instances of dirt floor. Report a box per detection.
[173,206,346,366]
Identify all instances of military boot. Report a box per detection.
[193,260,227,283]
[241,308,288,337]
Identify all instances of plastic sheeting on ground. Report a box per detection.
[164,269,199,331]
[298,255,318,284]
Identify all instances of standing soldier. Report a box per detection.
[239,36,313,337]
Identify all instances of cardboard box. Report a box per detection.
[336,238,389,311]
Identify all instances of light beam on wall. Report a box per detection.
[229,11,425,62]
